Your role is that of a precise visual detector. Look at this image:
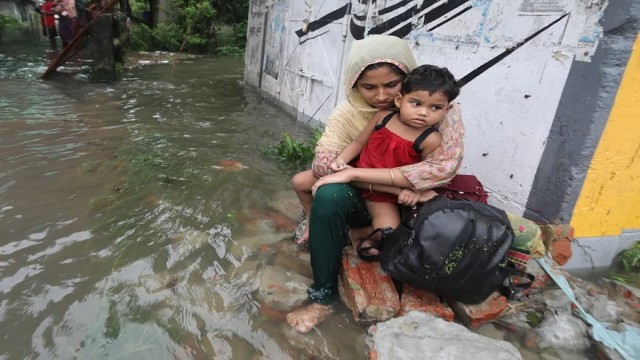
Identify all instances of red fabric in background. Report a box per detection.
[41,2,56,27]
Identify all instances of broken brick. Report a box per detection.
[400,285,455,321]
[340,247,401,323]
[551,237,573,266]
[448,292,509,328]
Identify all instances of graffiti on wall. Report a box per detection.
[294,0,606,61]
[295,0,473,41]
[350,0,472,40]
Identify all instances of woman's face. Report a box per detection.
[355,66,404,110]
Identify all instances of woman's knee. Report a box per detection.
[312,184,357,217]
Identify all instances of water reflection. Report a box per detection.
[1,36,339,359]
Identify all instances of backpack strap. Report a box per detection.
[412,127,439,153]
[374,111,397,130]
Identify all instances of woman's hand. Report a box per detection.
[397,188,420,206]
[311,169,354,195]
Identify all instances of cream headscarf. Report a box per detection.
[315,35,417,155]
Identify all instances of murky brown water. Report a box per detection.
[0,34,368,359]
[1,33,609,360]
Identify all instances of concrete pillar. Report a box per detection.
[91,14,117,82]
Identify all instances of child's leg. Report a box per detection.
[292,169,316,216]
[291,169,317,243]
[357,201,401,257]
[367,201,402,230]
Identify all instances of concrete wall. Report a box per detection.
[0,0,27,19]
[244,0,640,269]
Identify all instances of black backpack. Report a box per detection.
[380,195,522,304]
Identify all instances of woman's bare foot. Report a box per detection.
[286,303,333,333]
[297,223,309,244]
[295,218,309,244]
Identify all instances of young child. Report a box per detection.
[312,64,460,260]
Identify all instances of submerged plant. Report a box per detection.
[85,130,187,211]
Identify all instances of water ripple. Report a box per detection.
[27,231,93,262]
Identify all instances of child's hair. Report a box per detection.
[353,62,407,87]
[401,65,460,101]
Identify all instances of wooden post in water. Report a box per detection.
[39,0,121,80]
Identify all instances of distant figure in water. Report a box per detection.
[39,0,58,50]
[55,0,78,49]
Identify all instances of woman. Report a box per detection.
[286,35,465,333]
[55,0,77,48]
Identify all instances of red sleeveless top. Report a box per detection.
[355,112,436,203]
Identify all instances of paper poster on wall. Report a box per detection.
[518,0,567,15]
[263,1,287,80]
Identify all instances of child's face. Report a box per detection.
[355,67,404,110]
[394,90,451,128]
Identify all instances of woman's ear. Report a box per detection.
[394,93,403,108]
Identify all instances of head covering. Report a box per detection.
[343,35,417,112]
[313,35,417,175]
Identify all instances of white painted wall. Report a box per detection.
[245,0,607,215]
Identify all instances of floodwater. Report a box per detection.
[0,34,605,360]
[0,34,367,359]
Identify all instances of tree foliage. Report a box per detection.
[128,0,248,54]
[210,0,249,24]
[0,13,24,40]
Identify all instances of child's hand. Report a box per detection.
[397,188,420,206]
[418,189,438,203]
[329,158,349,172]
[311,169,354,195]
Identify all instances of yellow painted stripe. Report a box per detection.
[571,34,640,237]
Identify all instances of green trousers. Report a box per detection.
[307,184,370,305]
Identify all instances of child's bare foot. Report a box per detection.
[286,303,333,333]
[348,227,373,248]
[350,227,383,261]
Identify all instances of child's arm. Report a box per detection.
[330,110,390,172]
[394,131,442,206]
[313,127,443,195]
[419,130,442,160]
[352,182,438,202]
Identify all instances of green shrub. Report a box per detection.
[128,0,216,53]
[0,13,25,39]
[216,46,244,56]
[608,241,640,286]
[127,0,249,53]
[265,129,322,165]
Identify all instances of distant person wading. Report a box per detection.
[39,0,58,50]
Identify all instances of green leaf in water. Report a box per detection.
[525,311,543,327]
[105,300,121,340]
